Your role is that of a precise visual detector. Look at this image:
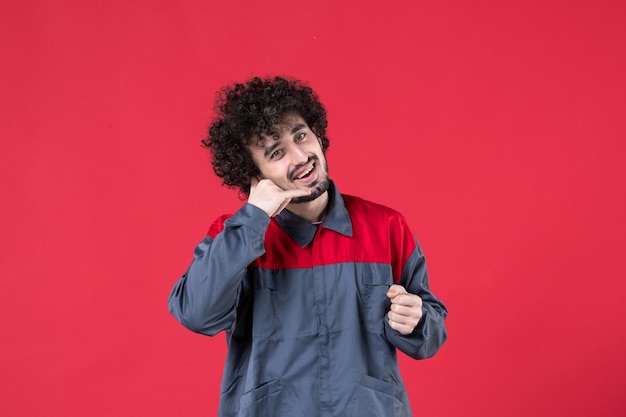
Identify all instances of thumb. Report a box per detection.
[249,176,261,190]
[387,284,407,299]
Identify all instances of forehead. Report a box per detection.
[266,113,306,134]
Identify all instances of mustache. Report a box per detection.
[289,156,318,179]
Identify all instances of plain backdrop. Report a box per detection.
[1,0,625,416]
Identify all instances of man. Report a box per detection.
[168,76,448,417]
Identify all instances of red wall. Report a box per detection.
[1,1,625,416]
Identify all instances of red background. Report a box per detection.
[1,1,625,416]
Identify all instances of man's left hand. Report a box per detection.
[386,284,423,335]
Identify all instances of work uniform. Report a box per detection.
[169,182,448,417]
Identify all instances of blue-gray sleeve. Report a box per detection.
[168,204,270,336]
[384,240,448,359]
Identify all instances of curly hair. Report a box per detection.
[202,76,330,195]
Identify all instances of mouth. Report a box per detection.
[294,164,314,180]
[291,160,318,183]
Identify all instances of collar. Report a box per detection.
[275,181,353,247]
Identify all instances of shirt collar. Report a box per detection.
[275,181,353,247]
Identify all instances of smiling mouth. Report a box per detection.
[294,164,315,180]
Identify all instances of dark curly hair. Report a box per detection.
[202,76,330,195]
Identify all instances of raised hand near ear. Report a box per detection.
[248,177,311,217]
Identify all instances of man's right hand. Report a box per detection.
[248,177,311,217]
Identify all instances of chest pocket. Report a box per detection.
[251,274,276,338]
[358,264,393,334]
[251,269,319,339]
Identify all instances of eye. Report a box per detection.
[295,132,306,141]
[270,149,283,159]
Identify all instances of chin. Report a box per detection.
[291,179,330,204]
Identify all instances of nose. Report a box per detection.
[288,142,308,165]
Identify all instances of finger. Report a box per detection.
[271,198,292,217]
[280,188,313,199]
[389,293,423,308]
[387,284,408,299]
[387,314,417,335]
[388,313,419,328]
[389,303,419,316]
[388,310,421,328]
[270,189,312,216]
[268,190,311,215]
[249,176,259,192]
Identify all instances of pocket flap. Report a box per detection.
[254,273,275,290]
[362,273,393,286]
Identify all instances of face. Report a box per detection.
[248,113,329,203]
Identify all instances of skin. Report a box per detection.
[246,112,423,335]
[247,113,329,222]
[387,285,423,335]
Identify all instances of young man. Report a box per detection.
[168,76,448,417]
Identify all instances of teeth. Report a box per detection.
[296,166,314,179]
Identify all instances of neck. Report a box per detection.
[286,190,329,223]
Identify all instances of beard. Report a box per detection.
[288,155,330,204]
[290,178,330,204]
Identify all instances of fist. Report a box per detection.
[386,284,423,335]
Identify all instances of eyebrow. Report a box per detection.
[262,124,307,158]
[291,123,306,134]
[264,141,281,158]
